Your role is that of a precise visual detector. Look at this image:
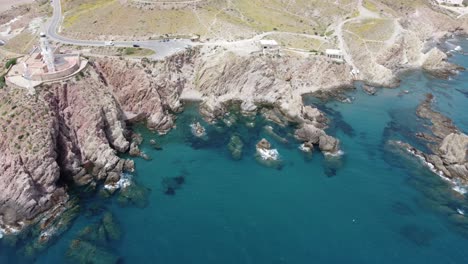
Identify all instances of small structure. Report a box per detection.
[259,39,280,55]
[5,33,86,89]
[190,35,200,42]
[435,0,464,5]
[325,49,344,63]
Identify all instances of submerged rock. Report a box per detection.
[150,139,163,150]
[18,199,81,259]
[76,212,122,247]
[117,182,150,208]
[362,85,377,95]
[162,175,186,196]
[67,240,120,264]
[227,135,244,160]
[264,126,288,144]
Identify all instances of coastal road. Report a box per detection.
[47,0,192,59]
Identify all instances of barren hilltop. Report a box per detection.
[0,0,467,238]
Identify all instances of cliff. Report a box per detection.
[0,48,352,232]
[0,66,134,233]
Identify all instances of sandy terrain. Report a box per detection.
[0,0,35,13]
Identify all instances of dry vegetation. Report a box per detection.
[60,0,356,40]
[345,18,394,41]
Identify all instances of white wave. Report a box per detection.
[324,149,344,157]
[299,144,312,153]
[0,224,20,239]
[39,225,57,242]
[453,185,467,195]
[104,173,132,192]
[257,148,280,161]
[404,147,467,195]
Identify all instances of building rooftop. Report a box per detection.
[325,49,343,56]
[259,39,279,46]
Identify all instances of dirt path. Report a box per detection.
[334,0,388,72]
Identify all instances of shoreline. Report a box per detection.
[0,21,467,242]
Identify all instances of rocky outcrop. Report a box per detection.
[195,48,353,122]
[0,65,136,233]
[398,94,468,183]
[294,124,340,154]
[0,48,351,232]
[94,50,197,134]
[0,88,67,230]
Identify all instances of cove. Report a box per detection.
[1,39,468,264]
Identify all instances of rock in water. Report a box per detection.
[319,135,340,154]
[256,138,272,150]
[295,124,341,154]
[363,85,377,95]
[299,142,314,153]
[255,139,281,169]
[228,135,244,160]
[295,124,324,144]
[67,240,120,264]
[190,122,206,137]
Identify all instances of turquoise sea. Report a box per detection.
[1,38,468,263]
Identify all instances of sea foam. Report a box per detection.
[104,173,132,192]
[405,147,467,195]
[257,148,280,161]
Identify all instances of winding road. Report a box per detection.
[47,0,192,59]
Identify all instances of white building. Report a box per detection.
[259,39,280,55]
[435,0,464,6]
[325,49,344,63]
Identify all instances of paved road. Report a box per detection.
[47,0,192,59]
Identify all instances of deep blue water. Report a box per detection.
[1,38,468,264]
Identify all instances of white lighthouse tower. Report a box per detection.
[39,32,56,73]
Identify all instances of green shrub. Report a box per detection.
[5,58,17,69]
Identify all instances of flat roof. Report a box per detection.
[325,49,343,55]
[260,39,279,46]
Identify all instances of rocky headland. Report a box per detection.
[0,48,351,234]
[0,18,466,236]
[393,93,468,186]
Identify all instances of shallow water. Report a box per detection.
[2,40,468,263]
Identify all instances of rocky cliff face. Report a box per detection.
[0,88,66,229]
[94,50,197,133]
[194,49,353,121]
[347,4,467,86]
[0,48,353,232]
[0,66,134,232]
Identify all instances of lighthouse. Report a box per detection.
[39,32,56,73]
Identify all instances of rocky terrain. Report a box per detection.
[395,94,468,184]
[0,65,134,234]
[0,47,352,234]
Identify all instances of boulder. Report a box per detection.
[438,133,468,164]
[319,135,340,153]
[294,124,324,144]
[256,138,271,150]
